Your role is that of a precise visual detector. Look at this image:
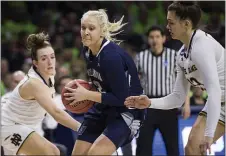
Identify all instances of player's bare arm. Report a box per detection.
[20,78,81,131]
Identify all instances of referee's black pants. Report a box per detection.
[136,108,179,156]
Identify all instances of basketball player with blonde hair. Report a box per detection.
[64,9,146,155]
[1,32,81,155]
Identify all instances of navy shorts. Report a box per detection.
[77,111,138,148]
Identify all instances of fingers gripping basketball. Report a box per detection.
[61,79,95,114]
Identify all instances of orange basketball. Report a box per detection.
[61,79,95,114]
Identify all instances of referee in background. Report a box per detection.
[135,26,190,156]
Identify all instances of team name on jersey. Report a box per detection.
[87,69,103,81]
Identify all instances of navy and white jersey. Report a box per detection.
[82,38,145,120]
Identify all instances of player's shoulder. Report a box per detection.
[104,41,124,53]
[24,78,45,90]
[192,29,222,53]
[193,29,214,44]
[101,41,125,60]
[18,78,43,99]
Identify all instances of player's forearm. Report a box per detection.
[150,92,185,109]
[86,90,102,103]
[53,108,81,131]
[205,86,221,138]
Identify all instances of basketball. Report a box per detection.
[61,79,95,114]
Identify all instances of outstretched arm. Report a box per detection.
[150,63,190,109]
[125,64,190,109]
[24,79,81,131]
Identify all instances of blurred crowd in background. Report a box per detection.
[2,1,225,105]
[1,1,225,155]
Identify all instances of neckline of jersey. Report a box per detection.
[88,38,110,58]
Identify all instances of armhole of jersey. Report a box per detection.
[18,75,36,101]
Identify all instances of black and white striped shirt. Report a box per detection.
[134,47,177,98]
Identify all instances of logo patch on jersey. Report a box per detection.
[10,133,22,146]
[163,60,168,66]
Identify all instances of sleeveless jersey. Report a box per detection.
[1,67,55,129]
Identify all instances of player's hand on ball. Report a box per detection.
[64,80,89,104]
[124,95,151,109]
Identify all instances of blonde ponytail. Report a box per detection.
[82,9,127,44]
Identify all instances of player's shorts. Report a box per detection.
[77,111,140,149]
[1,124,35,155]
[199,102,225,126]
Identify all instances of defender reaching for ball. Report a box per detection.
[64,9,146,155]
[1,32,81,155]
